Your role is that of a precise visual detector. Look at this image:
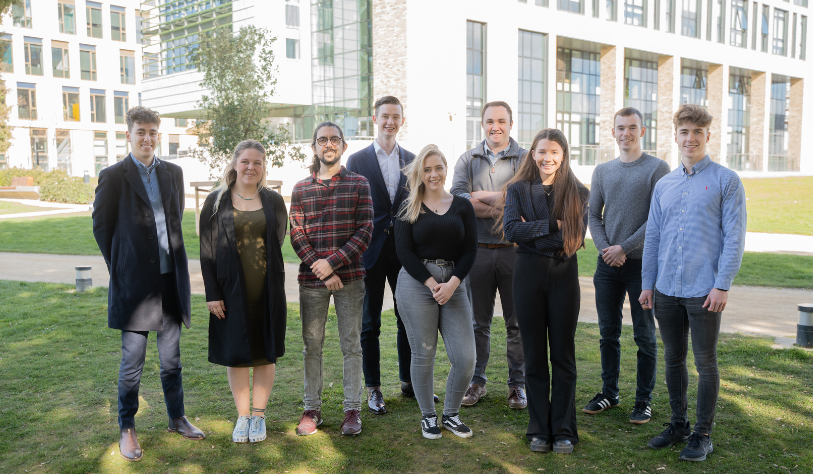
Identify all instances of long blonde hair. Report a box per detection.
[210,139,268,215]
[397,144,447,224]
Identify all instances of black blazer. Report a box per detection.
[92,155,192,331]
[199,188,288,366]
[345,143,415,269]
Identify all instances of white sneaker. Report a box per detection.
[249,416,266,443]
[232,416,250,443]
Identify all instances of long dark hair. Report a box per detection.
[309,121,346,174]
[495,128,586,257]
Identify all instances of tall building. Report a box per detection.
[140,0,811,189]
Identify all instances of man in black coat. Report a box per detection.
[92,106,204,462]
[345,96,416,415]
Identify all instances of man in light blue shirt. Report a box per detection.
[639,104,746,462]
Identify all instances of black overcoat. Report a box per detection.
[92,155,192,331]
[199,188,288,366]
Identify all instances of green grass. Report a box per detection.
[0,200,59,215]
[741,177,813,235]
[1,280,811,473]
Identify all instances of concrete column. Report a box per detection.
[600,45,621,159]
[706,63,724,163]
[372,0,408,141]
[657,55,676,165]
[788,78,804,171]
[548,34,558,131]
[719,64,730,164]
[748,71,768,172]
[701,0,709,40]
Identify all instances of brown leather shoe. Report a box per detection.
[296,410,322,436]
[119,428,143,462]
[168,416,206,439]
[461,383,487,407]
[508,386,528,409]
[340,409,362,435]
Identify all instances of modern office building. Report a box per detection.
[0,0,191,176]
[139,0,810,190]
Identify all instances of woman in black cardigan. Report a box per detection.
[200,140,288,444]
[499,129,589,454]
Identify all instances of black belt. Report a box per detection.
[422,259,455,267]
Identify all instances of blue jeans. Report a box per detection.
[593,257,657,402]
[299,280,365,412]
[396,263,476,417]
[654,290,722,434]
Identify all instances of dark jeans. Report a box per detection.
[360,235,411,387]
[467,246,525,388]
[594,257,657,402]
[513,252,579,444]
[654,289,722,434]
[118,275,184,429]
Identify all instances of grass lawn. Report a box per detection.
[741,177,813,235]
[1,280,811,473]
[0,200,59,215]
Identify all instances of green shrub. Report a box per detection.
[39,173,95,204]
[0,167,53,186]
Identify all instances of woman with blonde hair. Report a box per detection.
[394,144,478,439]
[200,139,288,444]
[499,128,589,454]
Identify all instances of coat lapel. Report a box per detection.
[392,147,409,210]
[122,155,151,208]
[364,144,391,206]
[220,193,238,255]
[259,190,277,247]
[157,161,174,225]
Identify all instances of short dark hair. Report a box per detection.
[126,106,161,132]
[613,107,644,128]
[481,101,513,123]
[309,121,345,174]
[673,104,713,129]
[374,96,403,115]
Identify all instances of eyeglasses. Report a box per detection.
[316,136,343,146]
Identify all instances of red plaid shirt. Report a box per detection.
[290,166,373,288]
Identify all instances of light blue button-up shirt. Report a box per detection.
[641,156,746,297]
[130,154,172,274]
[373,140,401,203]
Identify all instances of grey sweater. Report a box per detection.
[588,153,670,259]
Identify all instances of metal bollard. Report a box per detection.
[76,266,92,292]
[797,304,813,348]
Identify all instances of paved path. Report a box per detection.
[3,252,810,347]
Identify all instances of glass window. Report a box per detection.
[120,53,135,84]
[111,10,127,42]
[768,77,790,170]
[58,2,76,34]
[56,130,73,174]
[731,0,747,47]
[0,153,6,170]
[624,58,658,152]
[625,0,647,26]
[286,38,300,59]
[31,129,48,171]
[176,118,188,127]
[680,64,708,107]
[682,0,701,37]
[517,30,547,149]
[727,73,753,170]
[80,48,97,80]
[793,0,807,6]
[762,5,770,52]
[752,2,759,49]
[17,87,37,120]
[114,95,129,124]
[94,132,109,174]
[607,0,618,20]
[558,0,585,12]
[713,0,725,43]
[87,4,103,38]
[143,53,159,79]
[13,0,33,29]
[667,0,677,32]
[556,47,601,165]
[286,1,300,28]
[1,38,12,73]
[168,135,180,156]
[52,44,70,78]
[467,21,486,149]
[24,41,43,76]
[63,91,80,121]
[91,92,106,123]
[116,132,129,161]
[774,9,789,55]
[801,16,808,60]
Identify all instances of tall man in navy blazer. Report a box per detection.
[346,96,415,415]
[93,106,204,462]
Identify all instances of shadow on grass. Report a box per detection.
[1,280,811,473]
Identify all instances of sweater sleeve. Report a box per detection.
[451,197,479,281]
[395,212,433,285]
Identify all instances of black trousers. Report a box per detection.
[513,252,580,443]
[118,273,185,429]
[360,233,411,387]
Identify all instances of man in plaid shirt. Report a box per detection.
[290,121,373,437]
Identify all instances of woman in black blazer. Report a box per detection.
[200,140,288,444]
[498,129,589,455]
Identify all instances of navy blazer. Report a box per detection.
[345,143,415,269]
[92,155,192,331]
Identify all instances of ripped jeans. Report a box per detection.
[396,262,476,417]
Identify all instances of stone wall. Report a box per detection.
[372,0,408,141]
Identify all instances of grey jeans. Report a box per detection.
[396,263,476,416]
[299,280,365,412]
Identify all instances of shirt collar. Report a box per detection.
[680,155,711,176]
[373,139,399,158]
[130,153,160,173]
[484,142,508,159]
[311,165,348,183]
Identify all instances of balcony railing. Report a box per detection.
[767,155,800,172]
[726,154,762,171]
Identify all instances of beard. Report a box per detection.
[317,149,342,167]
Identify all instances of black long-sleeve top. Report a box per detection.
[503,178,590,260]
[395,195,479,284]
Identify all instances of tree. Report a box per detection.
[191,25,305,176]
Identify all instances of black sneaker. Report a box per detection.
[582,392,619,414]
[679,433,713,461]
[421,414,442,439]
[630,400,652,424]
[441,414,473,438]
[648,421,691,449]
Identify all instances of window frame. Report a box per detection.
[80,48,98,81]
[52,43,70,78]
[24,41,43,76]
[87,5,103,39]
[58,2,76,34]
[17,86,37,120]
[90,92,107,123]
[111,10,127,42]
